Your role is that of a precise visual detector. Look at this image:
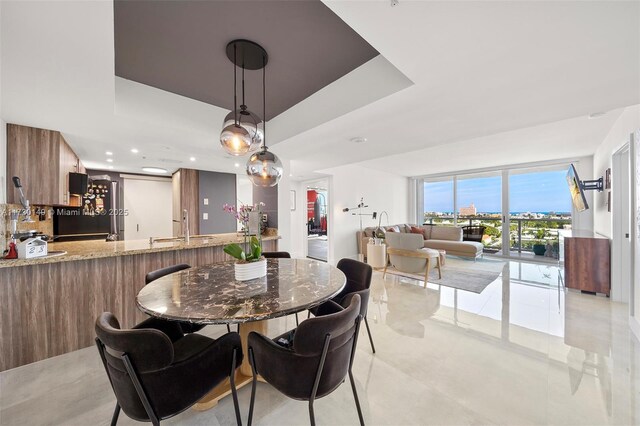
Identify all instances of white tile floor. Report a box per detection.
[1,259,638,425]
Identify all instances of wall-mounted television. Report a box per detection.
[566,163,589,212]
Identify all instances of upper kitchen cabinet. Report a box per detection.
[6,124,84,206]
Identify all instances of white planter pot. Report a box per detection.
[234,258,267,281]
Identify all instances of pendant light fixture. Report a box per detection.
[246,51,283,187]
[220,40,265,156]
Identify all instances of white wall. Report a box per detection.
[572,156,595,233]
[318,164,409,264]
[289,179,309,258]
[0,0,6,205]
[593,105,640,237]
[276,158,291,253]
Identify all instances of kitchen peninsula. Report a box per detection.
[0,233,279,371]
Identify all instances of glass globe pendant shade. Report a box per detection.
[220,123,253,156]
[221,109,263,155]
[246,148,283,187]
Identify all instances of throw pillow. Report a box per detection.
[385,226,398,233]
[410,226,425,239]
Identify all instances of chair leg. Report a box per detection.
[295,312,299,326]
[247,348,258,426]
[226,324,231,333]
[382,259,388,278]
[363,317,376,354]
[110,403,120,426]
[436,257,442,279]
[309,399,316,426]
[229,348,242,426]
[424,257,431,288]
[349,370,365,426]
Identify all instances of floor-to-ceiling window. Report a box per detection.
[508,167,572,258]
[420,162,572,259]
[456,172,503,253]
[423,177,455,226]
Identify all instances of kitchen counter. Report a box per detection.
[0,233,280,268]
[0,232,280,371]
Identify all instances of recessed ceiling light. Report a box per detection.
[108,165,114,170]
[588,112,606,119]
[350,137,367,144]
[131,148,139,153]
[105,151,113,156]
[189,157,196,162]
[106,158,113,163]
[142,167,168,174]
[234,163,240,168]
[289,173,293,177]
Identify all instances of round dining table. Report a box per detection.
[136,258,346,410]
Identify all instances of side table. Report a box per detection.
[367,243,387,269]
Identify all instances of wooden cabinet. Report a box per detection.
[564,235,610,295]
[172,168,200,237]
[6,123,83,206]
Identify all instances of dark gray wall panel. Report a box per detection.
[198,171,237,234]
[253,185,278,229]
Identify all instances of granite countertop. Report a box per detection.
[0,233,280,268]
[137,258,346,324]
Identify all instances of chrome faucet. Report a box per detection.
[183,209,190,243]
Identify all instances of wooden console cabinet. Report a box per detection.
[564,234,610,295]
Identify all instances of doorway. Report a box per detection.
[612,144,632,303]
[306,182,328,262]
[123,176,173,240]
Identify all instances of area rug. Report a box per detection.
[383,257,506,294]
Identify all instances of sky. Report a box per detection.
[424,170,572,213]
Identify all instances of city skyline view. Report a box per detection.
[424,170,572,213]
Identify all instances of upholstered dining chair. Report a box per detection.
[311,258,375,353]
[95,313,243,426]
[262,251,292,259]
[383,233,442,287]
[145,264,231,333]
[247,295,365,426]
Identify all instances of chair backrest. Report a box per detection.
[291,295,361,398]
[385,233,428,274]
[262,251,291,259]
[95,313,175,421]
[294,294,360,356]
[462,225,486,243]
[335,258,372,316]
[95,312,174,373]
[337,258,372,293]
[145,263,190,284]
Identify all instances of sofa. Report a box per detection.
[357,224,484,259]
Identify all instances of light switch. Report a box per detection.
[203,198,209,205]
[203,213,209,220]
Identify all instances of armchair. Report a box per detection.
[383,232,441,287]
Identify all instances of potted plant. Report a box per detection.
[223,202,267,280]
[532,240,546,256]
[224,236,267,281]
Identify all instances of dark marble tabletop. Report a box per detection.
[136,258,346,324]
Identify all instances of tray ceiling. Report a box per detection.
[114,0,379,121]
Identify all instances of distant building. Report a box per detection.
[459,203,477,216]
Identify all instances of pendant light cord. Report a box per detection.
[263,55,266,150]
[242,64,246,107]
[233,43,238,126]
